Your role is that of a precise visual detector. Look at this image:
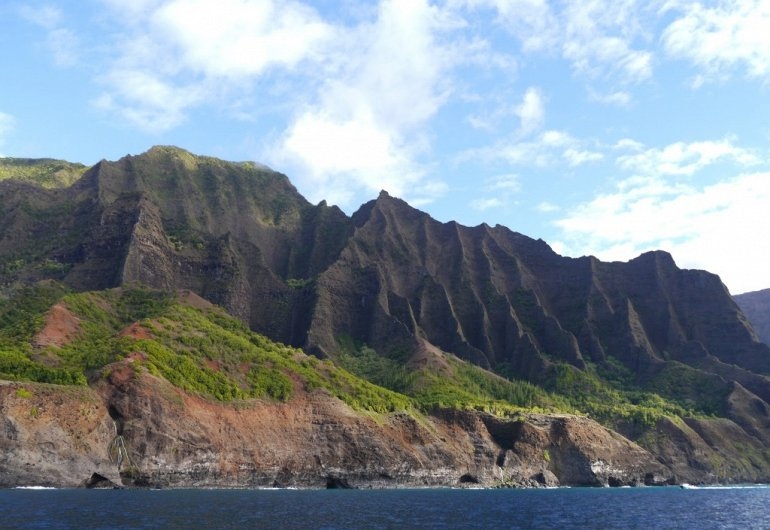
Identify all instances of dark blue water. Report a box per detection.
[2,486,769,529]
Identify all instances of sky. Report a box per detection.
[1,0,769,294]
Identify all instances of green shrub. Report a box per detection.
[14,387,32,399]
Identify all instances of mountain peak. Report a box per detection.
[146,145,192,156]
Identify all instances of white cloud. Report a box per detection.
[0,112,14,146]
[459,0,560,52]
[617,138,760,176]
[514,87,545,136]
[479,129,602,168]
[99,0,164,19]
[268,0,459,209]
[613,138,645,151]
[94,70,205,132]
[18,5,62,28]
[554,172,770,294]
[588,88,632,106]
[274,110,424,206]
[662,0,770,82]
[46,28,78,67]
[471,197,504,211]
[536,201,559,213]
[468,173,521,211]
[561,0,654,83]
[18,4,79,67]
[462,0,655,84]
[150,0,334,79]
[487,173,521,192]
[564,148,604,166]
[95,0,333,132]
[465,85,543,134]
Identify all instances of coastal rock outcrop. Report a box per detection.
[1,371,671,489]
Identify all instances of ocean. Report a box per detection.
[2,486,769,529]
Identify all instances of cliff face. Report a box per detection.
[4,148,765,387]
[0,147,351,347]
[309,192,766,376]
[1,372,674,489]
[735,289,770,345]
[3,146,770,487]
[308,192,770,407]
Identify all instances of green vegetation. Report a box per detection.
[337,345,417,395]
[409,357,558,415]
[0,157,87,188]
[286,278,313,290]
[0,282,69,346]
[14,387,32,399]
[645,361,729,416]
[0,348,86,385]
[0,280,727,429]
[0,283,411,413]
[337,341,559,416]
[544,362,706,430]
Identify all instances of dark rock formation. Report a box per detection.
[3,146,770,486]
[0,381,121,488]
[81,472,121,489]
[0,372,671,489]
[735,288,770,345]
[3,147,766,385]
[308,191,770,381]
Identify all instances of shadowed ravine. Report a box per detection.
[2,146,770,488]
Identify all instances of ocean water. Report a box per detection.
[2,486,769,529]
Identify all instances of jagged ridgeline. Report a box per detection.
[3,146,770,486]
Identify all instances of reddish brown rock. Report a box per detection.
[1,370,670,489]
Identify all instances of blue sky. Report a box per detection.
[1,1,769,294]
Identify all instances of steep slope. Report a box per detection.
[309,192,770,384]
[735,289,770,345]
[0,146,352,347]
[305,191,770,476]
[3,147,770,485]
[0,286,672,488]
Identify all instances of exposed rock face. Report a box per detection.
[4,148,767,387]
[0,371,671,489]
[0,382,120,488]
[735,288,770,345]
[0,147,350,348]
[308,192,769,380]
[3,146,770,486]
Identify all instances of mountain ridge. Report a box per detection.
[735,288,770,345]
[2,146,770,488]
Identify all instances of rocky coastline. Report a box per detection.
[0,372,721,491]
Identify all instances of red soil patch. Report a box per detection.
[119,322,154,340]
[34,303,82,348]
[177,289,213,310]
[125,351,147,363]
[106,361,137,386]
[204,359,221,372]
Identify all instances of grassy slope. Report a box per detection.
[0,284,411,413]
[0,158,87,188]
[0,282,719,432]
